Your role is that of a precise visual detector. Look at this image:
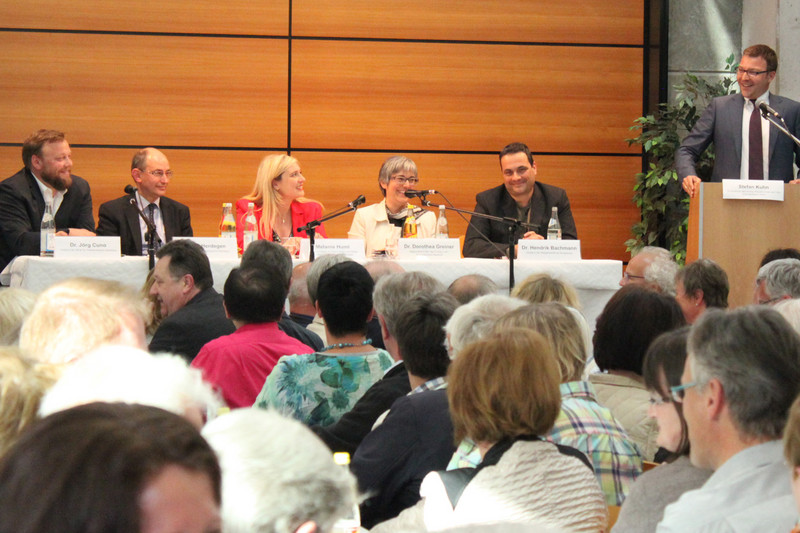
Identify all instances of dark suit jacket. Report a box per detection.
[462,182,578,258]
[148,287,235,363]
[0,168,94,270]
[676,93,800,182]
[96,194,192,256]
[278,313,324,352]
[311,363,410,455]
[352,388,455,528]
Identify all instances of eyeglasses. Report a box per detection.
[622,272,645,282]
[736,67,770,77]
[143,169,174,179]
[757,296,783,305]
[390,175,419,186]
[648,395,671,406]
[670,381,698,403]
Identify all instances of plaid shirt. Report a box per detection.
[411,376,447,394]
[448,380,642,506]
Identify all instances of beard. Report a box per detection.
[39,167,72,191]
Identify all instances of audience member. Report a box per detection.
[202,408,358,533]
[191,267,313,408]
[674,258,729,323]
[657,307,800,532]
[760,247,800,268]
[20,277,148,365]
[754,258,800,304]
[288,262,315,327]
[305,254,354,344]
[148,239,235,361]
[589,285,685,461]
[352,292,459,527]
[39,345,221,428]
[511,272,581,309]
[256,262,392,426]
[782,395,800,526]
[0,129,95,271]
[372,329,606,532]
[613,328,713,532]
[447,274,498,305]
[0,347,59,455]
[0,288,36,345]
[443,293,526,358]
[621,246,679,296]
[141,268,164,339]
[363,260,406,350]
[0,402,221,533]
[96,147,192,255]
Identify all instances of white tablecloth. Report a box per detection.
[1,256,620,327]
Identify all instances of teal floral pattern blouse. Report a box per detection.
[254,349,394,427]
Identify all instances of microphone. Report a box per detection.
[759,101,782,119]
[124,185,138,195]
[348,194,366,209]
[405,190,438,198]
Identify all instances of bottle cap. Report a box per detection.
[333,452,351,465]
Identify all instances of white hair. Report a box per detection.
[38,346,222,422]
[444,294,526,359]
[757,258,800,300]
[774,298,800,334]
[202,408,357,533]
[637,247,678,296]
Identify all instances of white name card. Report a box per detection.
[54,236,121,258]
[303,239,366,261]
[722,179,784,201]
[397,238,461,260]
[178,237,238,260]
[518,240,582,261]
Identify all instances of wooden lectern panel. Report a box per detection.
[687,183,800,307]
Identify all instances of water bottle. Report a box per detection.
[435,205,449,238]
[219,203,236,239]
[40,201,56,256]
[547,206,561,240]
[331,452,361,533]
[402,204,417,238]
[243,202,258,251]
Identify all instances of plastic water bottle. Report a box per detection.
[402,204,417,238]
[435,205,449,238]
[219,203,236,239]
[40,201,55,256]
[331,452,360,533]
[547,206,561,240]
[243,202,258,251]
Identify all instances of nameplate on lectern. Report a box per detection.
[397,238,461,260]
[303,239,365,261]
[54,236,121,258]
[722,179,784,201]
[177,237,238,260]
[518,240,581,261]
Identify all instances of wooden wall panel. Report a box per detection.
[0,32,287,147]
[0,0,288,35]
[291,41,643,153]
[293,0,643,45]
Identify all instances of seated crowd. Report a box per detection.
[4,239,800,533]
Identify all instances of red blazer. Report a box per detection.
[235,198,327,251]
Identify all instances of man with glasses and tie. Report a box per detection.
[97,147,193,256]
[679,44,800,198]
[656,306,800,532]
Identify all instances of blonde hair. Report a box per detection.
[494,303,586,383]
[0,288,37,345]
[511,273,580,309]
[0,347,60,455]
[448,328,561,444]
[241,154,318,239]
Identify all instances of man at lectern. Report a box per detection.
[679,44,800,198]
[462,142,577,259]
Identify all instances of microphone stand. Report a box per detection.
[415,193,537,290]
[761,110,800,149]
[128,196,162,270]
[297,198,365,262]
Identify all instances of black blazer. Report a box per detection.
[462,182,578,258]
[0,168,94,270]
[96,194,192,256]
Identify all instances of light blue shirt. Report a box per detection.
[657,440,795,533]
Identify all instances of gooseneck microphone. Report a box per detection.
[405,190,438,198]
[124,185,138,195]
[759,101,782,119]
[349,194,366,209]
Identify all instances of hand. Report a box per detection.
[66,228,96,236]
[682,175,702,198]
[790,179,800,185]
[522,231,544,240]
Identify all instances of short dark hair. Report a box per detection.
[156,239,213,291]
[743,44,778,72]
[643,327,692,458]
[22,129,66,169]
[676,258,729,309]
[760,248,800,268]
[394,292,458,380]
[317,262,374,337]
[593,285,685,374]
[0,402,220,533]
[499,142,533,165]
[223,267,286,323]
[240,240,293,288]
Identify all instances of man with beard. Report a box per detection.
[0,129,95,271]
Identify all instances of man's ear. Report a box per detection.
[315,300,324,320]
[294,521,318,533]
[132,168,143,185]
[378,314,390,341]
[222,300,231,320]
[182,273,196,293]
[706,378,726,421]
